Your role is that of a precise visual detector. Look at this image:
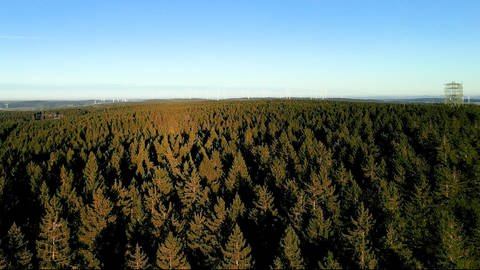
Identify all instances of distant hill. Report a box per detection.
[0,97,478,110]
[0,100,135,110]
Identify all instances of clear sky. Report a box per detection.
[1,0,479,100]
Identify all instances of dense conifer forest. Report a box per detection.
[0,100,479,269]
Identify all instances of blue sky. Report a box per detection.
[0,0,479,99]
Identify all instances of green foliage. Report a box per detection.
[36,196,71,269]
[250,185,278,222]
[84,151,100,195]
[79,188,116,248]
[5,223,32,269]
[125,243,149,270]
[220,224,253,269]
[177,169,209,213]
[0,100,479,269]
[344,203,377,269]
[274,226,304,269]
[436,211,474,269]
[229,193,246,221]
[318,251,342,270]
[307,208,332,242]
[156,232,190,269]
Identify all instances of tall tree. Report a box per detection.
[344,203,377,269]
[249,185,278,223]
[125,243,149,270]
[225,151,251,192]
[318,251,342,270]
[273,226,304,269]
[178,169,209,214]
[220,224,253,269]
[36,196,71,269]
[5,223,32,269]
[57,166,82,217]
[79,188,116,248]
[307,208,332,243]
[199,150,223,193]
[83,152,100,195]
[156,232,190,269]
[78,188,116,268]
[229,193,246,221]
[187,213,211,263]
[306,172,338,217]
[437,211,473,269]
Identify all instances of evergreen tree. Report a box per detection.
[156,232,190,269]
[152,167,173,196]
[274,226,304,269]
[199,150,223,193]
[271,157,287,185]
[79,188,116,248]
[125,243,149,270]
[229,193,246,221]
[249,185,278,222]
[437,211,473,269]
[225,151,251,192]
[36,196,71,269]
[434,166,462,202]
[57,165,82,216]
[84,152,100,195]
[307,208,332,242]
[150,199,172,238]
[318,251,342,270]
[306,171,338,217]
[178,169,209,213]
[288,190,307,232]
[220,224,253,269]
[187,213,212,260]
[6,223,32,269]
[26,161,43,195]
[344,203,377,269]
[404,176,433,252]
[206,197,227,234]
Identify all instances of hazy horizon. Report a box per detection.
[1,0,479,99]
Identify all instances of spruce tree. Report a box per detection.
[249,185,278,222]
[318,251,342,270]
[229,193,246,221]
[152,167,173,196]
[274,226,304,269]
[187,213,211,259]
[83,151,100,195]
[6,223,32,269]
[220,224,253,269]
[79,188,116,248]
[57,166,82,216]
[307,208,332,242]
[36,196,71,269]
[437,211,473,269]
[344,203,377,269]
[125,243,149,270]
[225,151,251,192]
[156,232,190,269]
[178,169,208,213]
[78,188,116,268]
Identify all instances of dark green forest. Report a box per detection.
[0,100,479,269]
